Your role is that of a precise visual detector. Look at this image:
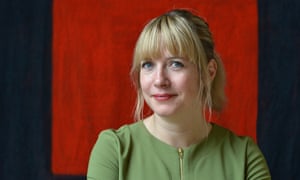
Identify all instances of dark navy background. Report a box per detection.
[0,0,53,179]
[257,0,300,179]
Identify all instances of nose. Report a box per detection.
[154,67,170,88]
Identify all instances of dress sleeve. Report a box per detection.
[245,138,271,180]
[87,130,119,180]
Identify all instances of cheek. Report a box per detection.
[182,74,200,95]
[181,81,196,94]
[139,74,151,91]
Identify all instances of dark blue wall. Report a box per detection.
[258,0,300,179]
[0,0,53,179]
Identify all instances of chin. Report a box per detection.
[152,108,178,117]
[147,101,181,117]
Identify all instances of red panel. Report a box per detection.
[52,0,257,175]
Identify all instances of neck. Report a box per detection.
[144,113,211,148]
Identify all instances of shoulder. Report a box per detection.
[93,121,142,152]
[87,121,141,179]
[212,123,256,150]
[98,121,141,142]
[89,121,143,165]
[211,124,271,179]
[212,124,265,161]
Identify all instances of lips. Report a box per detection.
[152,94,176,101]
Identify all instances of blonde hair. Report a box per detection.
[130,9,226,121]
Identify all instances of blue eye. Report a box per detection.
[170,61,184,69]
[141,61,153,70]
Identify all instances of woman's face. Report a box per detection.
[139,50,201,117]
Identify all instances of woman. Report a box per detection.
[87,9,271,180]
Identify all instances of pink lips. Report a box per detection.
[152,94,176,101]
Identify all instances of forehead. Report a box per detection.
[134,14,202,66]
[136,35,187,62]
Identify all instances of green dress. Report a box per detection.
[87,121,271,180]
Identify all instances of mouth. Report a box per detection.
[152,94,176,101]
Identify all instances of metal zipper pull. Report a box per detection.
[178,148,184,180]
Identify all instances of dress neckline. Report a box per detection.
[138,120,217,155]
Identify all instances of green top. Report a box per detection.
[87,121,271,180]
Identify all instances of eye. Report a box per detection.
[170,61,184,69]
[141,61,154,70]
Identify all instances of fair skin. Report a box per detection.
[140,50,217,148]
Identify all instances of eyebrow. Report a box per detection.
[165,56,185,61]
[140,56,185,62]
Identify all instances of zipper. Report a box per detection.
[178,148,184,180]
